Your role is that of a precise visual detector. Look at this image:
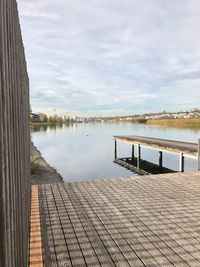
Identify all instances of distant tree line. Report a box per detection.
[30,113,74,124]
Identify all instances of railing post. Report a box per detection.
[132,145,134,161]
[198,139,200,171]
[179,152,184,172]
[159,151,163,168]
[114,140,117,159]
[137,144,141,170]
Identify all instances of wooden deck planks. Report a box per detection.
[39,172,200,267]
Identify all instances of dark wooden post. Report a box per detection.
[137,144,141,170]
[132,145,134,161]
[198,139,200,171]
[114,140,117,159]
[159,151,163,168]
[179,153,184,172]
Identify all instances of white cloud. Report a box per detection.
[17,0,200,115]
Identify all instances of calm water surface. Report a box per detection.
[32,123,200,182]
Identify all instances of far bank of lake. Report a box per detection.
[147,118,200,128]
[31,117,200,129]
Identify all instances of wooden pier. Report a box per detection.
[113,135,200,173]
[34,171,200,267]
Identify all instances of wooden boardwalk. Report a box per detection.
[38,172,200,267]
[113,135,199,157]
[113,135,200,173]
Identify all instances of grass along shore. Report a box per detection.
[147,118,200,128]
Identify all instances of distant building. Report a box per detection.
[30,113,40,121]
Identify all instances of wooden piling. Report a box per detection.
[132,145,134,161]
[114,140,117,159]
[159,151,163,168]
[179,153,184,172]
[137,144,141,170]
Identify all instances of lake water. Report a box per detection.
[32,122,200,182]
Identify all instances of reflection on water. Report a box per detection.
[32,123,65,132]
[31,122,200,182]
[32,124,48,132]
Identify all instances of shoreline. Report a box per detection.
[31,143,63,184]
[31,118,200,128]
[147,118,200,128]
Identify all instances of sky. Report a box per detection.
[17,0,200,116]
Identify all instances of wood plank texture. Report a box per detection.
[113,135,198,157]
[0,0,30,266]
[39,171,200,267]
[30,186,43,267]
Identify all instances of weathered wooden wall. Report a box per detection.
[0,0,30,266]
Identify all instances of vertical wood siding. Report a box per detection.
[0,0,30,266]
